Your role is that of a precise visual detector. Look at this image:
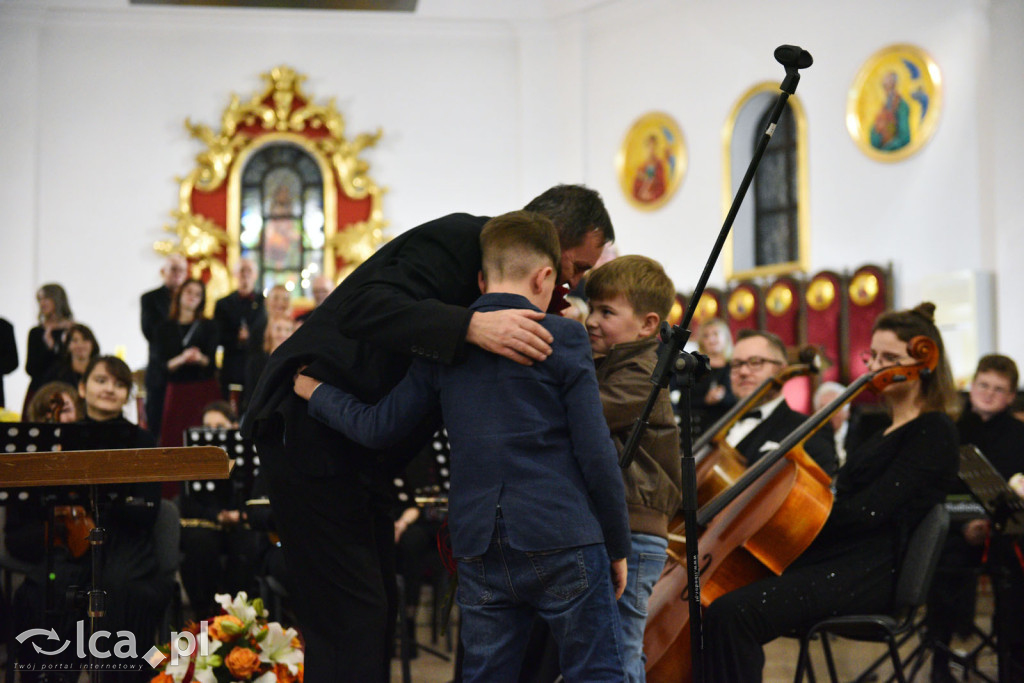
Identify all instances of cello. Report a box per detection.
[644,335,939,683]
[663,348,822,565]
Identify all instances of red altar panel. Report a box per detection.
[764,276,809,413]
[847,264,891,405]
[764,276,802,347]
[805,270,844,385]
[726,282,762,339]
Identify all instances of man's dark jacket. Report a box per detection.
[242,213,488,476]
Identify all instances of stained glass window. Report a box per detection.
[239,143,326,298]
[751,104,798,267]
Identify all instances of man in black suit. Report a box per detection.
[214,258,266,400]
[139,253,188,435]
[723,329,838,476]
[242,185,613,682]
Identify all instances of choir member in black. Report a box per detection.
[242,314,295,413]
[702,303,961,682]
[140,253,188,437]
[153,278,220,448]
[23,283,74,412]
[249,283,291,355]
[178,401,266,619]
[214,258,266,400]
[927,353,1024,682]
[7,356,172,682]
[0,315,17,408]
[689,317,736,438]
[723,329,838,476]
[42,323,99,388]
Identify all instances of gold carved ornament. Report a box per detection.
[692,293,720,324]
[155,66,387,311]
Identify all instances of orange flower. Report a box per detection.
[274,662,299,683]
[208,614,245,642]
[225,646,262,679]
[149,674,174,683]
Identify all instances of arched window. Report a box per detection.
[751,103,798,267]
[239,142,326,297]
[723,84,809,280]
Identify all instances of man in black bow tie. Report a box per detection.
[723,329,837,475]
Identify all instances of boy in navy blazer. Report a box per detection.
[294,211,631,682]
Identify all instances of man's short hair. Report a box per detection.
[735,329,788,362]
[523,184,614,248]
[480,211,561,282]
[584,255,675,323]
[976,353,1019,390]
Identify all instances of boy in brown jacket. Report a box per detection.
[585,255,682,682]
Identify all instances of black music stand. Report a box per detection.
[183,427,259,513]
[948,445,1024,682]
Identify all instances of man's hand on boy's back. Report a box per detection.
[293,371,322,401]
[466,309,553,366]
[611,557,628,600]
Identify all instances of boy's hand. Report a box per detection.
[293,372,322,401]
[466,309,553,366]
[611,557,628,600]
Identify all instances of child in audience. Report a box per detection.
[293,210,631,682]
[585,255,682,682]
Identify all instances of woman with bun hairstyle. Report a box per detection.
[701,303,960,683]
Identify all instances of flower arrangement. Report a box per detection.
[150,592,303,683]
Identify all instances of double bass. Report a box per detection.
[644,336,939,682]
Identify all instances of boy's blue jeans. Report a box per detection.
[618,533,669,683]
[456,512,625,682]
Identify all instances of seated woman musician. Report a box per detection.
[701,303,961,682]
[8,356,172,682]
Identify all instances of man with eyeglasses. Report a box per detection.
[926,353,1024,683]
[722,329,838,476]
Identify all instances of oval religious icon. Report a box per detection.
[846,44,942,162]
[616,112,687,211]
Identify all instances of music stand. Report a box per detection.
[954,445,1024,682]
[183,427,259,515]
[0,422,231,682]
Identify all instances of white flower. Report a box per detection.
[215,591,267,625]
[257,622,303,676]
[163,633,223,683]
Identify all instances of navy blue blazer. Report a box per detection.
[308,292,631,560]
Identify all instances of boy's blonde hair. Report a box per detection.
[480,211,561,282]
[584,255,675,325]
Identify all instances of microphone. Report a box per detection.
[774,45,813,70]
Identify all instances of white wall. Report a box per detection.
[0,0,526,407]
[2,0,1022,408]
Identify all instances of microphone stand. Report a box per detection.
[619,45,812,683]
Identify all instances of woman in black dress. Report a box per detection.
[701,303,961,682]
[43,322,99,388]
[153,278,220,446]
[23,283,74,410]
